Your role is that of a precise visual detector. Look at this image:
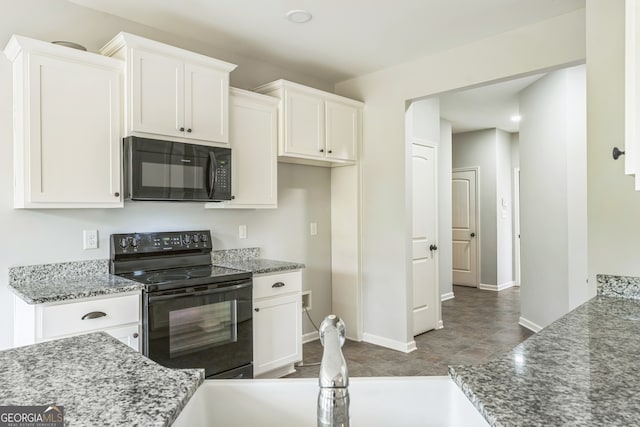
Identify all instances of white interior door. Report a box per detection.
[412,143,438,336]
[452,169,479,287]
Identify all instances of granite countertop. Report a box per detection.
[0,332,203,426]
[8,260,142,304]
[450,281,640,426]
[213,248,305,274]
[215,258,305,274]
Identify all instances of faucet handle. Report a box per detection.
[319,314,346,347]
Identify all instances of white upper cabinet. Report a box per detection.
[101,32,236,146]
[254,80,363,167]
[4,35,123,208]
[206,88,278,209]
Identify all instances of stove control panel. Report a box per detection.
[110,230,212,255]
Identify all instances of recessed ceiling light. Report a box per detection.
[286,9,312,24]
[510,115,522,123]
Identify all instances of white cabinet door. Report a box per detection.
[208,89,277,209]
[131,48,184,138]
[283,88,325,158]
[23,54,121,207]
[105,324,140,352]
[253,293,302,376]
[325,100,359,162]
[184,62,229,144]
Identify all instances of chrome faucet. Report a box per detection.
[317,315,350,427]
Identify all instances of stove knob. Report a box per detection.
[182,234,191,245]
[130,238,139,248]
[192,234,199,243]
[200,234,208,243]
[119,237,129,249]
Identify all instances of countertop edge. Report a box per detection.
[9,281,144,305]
[448,366,501,427]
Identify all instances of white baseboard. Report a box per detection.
[440,292,455,302]
[436,320,444,330]
[302,331,319,344]
[362,333,417,353]
[478,281,515,292]
[519,316,543,333]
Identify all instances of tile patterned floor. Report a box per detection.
[287,285,534,378]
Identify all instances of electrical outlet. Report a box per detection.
[83,230,98,250]
[301,291,312,311]
[310,222,318,236]
[239,225,247,239]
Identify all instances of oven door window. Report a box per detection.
[146,283,252,377]
[168,300,237,358]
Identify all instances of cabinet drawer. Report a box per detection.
[253,271,301,299]
[41,293,140,339]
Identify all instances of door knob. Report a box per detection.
[470,233,476,237]
[429,244,438,251]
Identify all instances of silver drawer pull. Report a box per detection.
[272,282,285,288]
[81,311,106,320]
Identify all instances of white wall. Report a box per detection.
[586,0,640,288]
[453,129,498,287]
[518,65,587,329]
[0,0,334,349]
[496,129,513,287]
[335,10,585,349]
[511,133,520,281]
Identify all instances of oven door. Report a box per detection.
[144,279,252,378]
[125,136,231,201]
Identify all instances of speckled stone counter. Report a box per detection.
[450,286,640,426]
[213,248,305,274]
[0,332,203,426]
[8,260,142,304]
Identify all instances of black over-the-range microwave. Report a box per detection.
[123,136,232,202]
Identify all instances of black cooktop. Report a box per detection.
[120,265,252,292]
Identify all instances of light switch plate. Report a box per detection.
[239,225,247,239]
[310,222,318,236]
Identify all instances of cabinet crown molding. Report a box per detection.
[100,32,237,72]
[4,34,123,69]
[253,79,364,107]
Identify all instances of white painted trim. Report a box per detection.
[440,292,455,302]
[436,320,444,330]
[362,333,417,353]
[513,167,521,287]
[478,281,515,292]
[519,317,543,333]
[302,331,319,344]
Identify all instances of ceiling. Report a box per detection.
[67,0,585,83]
[439,73,545,134]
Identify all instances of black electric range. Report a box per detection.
[109,230,253,379]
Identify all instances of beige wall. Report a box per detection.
[336,10,585,348]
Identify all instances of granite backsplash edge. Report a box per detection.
[597,274,640,300]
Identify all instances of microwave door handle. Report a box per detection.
[208,152,217,198]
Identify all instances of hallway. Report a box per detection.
[287,285,534,378]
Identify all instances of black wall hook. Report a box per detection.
[613,147,625,160]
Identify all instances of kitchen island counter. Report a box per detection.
[0,332,203,426]
[450,276,640,426]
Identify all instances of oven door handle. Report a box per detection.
[147,281,252,302]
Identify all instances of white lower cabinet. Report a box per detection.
[252,270,302,378]
[13,292,141,351]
